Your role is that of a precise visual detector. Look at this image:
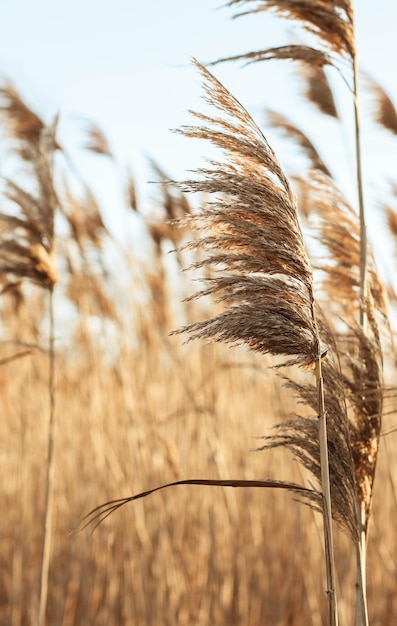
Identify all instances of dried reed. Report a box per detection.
[0,81,59,626]
[211,2,375,622]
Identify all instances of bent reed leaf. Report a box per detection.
[212,44,334,69]
[79,478,320,533]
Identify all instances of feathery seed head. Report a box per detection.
[173,61,322,369]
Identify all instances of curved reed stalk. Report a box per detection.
[265,110,332,176]
[174,62,319,365]
[0,82,59,626]
[211,3,372,622]
[366,74,397,135]
[169,60,342,625]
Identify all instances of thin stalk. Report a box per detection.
[352,53,367,333]
[352,22,370,623]
[316,355,339,626]
[354,503,369,626]
[37,288,56,626]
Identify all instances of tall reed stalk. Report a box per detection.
[213,3,381,623]
[315,353,338,625]
[0,83,59,626]
[352,33,369,626]
[37,287,56,626]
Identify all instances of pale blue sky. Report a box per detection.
[0,1,396,245]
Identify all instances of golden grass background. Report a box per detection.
[1,282,396,625]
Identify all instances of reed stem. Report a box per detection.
[352,51,367,333]
[37,288,56,626]
[316,355,339,626]
[352,13,370,621]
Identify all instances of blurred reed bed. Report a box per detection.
[1,287,397,625]
[1,1,397,623]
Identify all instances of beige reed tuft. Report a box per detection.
[82,121,114,158]
[265,110,332,176]
[172,60,322,370]
[0,83,58,290]
[294,171,385,524]
[298,61,339,119]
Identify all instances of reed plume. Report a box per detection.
[126,169,138,212]
[213,43,334,69]
[148,159,191,250]
[81,59,347,624]
[257,329,358,540]
[289,170,385,514]
[215,2,368,327]
[0,81,45,146]
[82,121,114,158]
[213,4,373,620]
[365,73,397,136]
[226,0,354,58]
[0,83,58,290]
[171,60,349,623]
[265,110,332,176]
[173,62,320,368]
[296,169,387,624]
[298,61,339,119]
[61,182,109,252]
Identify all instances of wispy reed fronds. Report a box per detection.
[173,61,321,369]
[387,204,397,241]
[148,159,191,250]
[0,81,45,148]
[265,110,332,176]
[303,172,388,320]
[82,122,113,158]
[298,170,387,592]
[0,81,60,626]
[298,62,339,119]
[213,44,334,70]
[61,183,109,252]
[343,310,383,533]
[83,63,349,626]
[365,73,397,135]
[226,0,354,57]
[258,344,358,539]
[170,60,356,623]
[0,83,58,291]
[215,1,369,342]
[126,169,138,212]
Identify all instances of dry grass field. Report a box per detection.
[0,293,397,625]
[1,2,397,625]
